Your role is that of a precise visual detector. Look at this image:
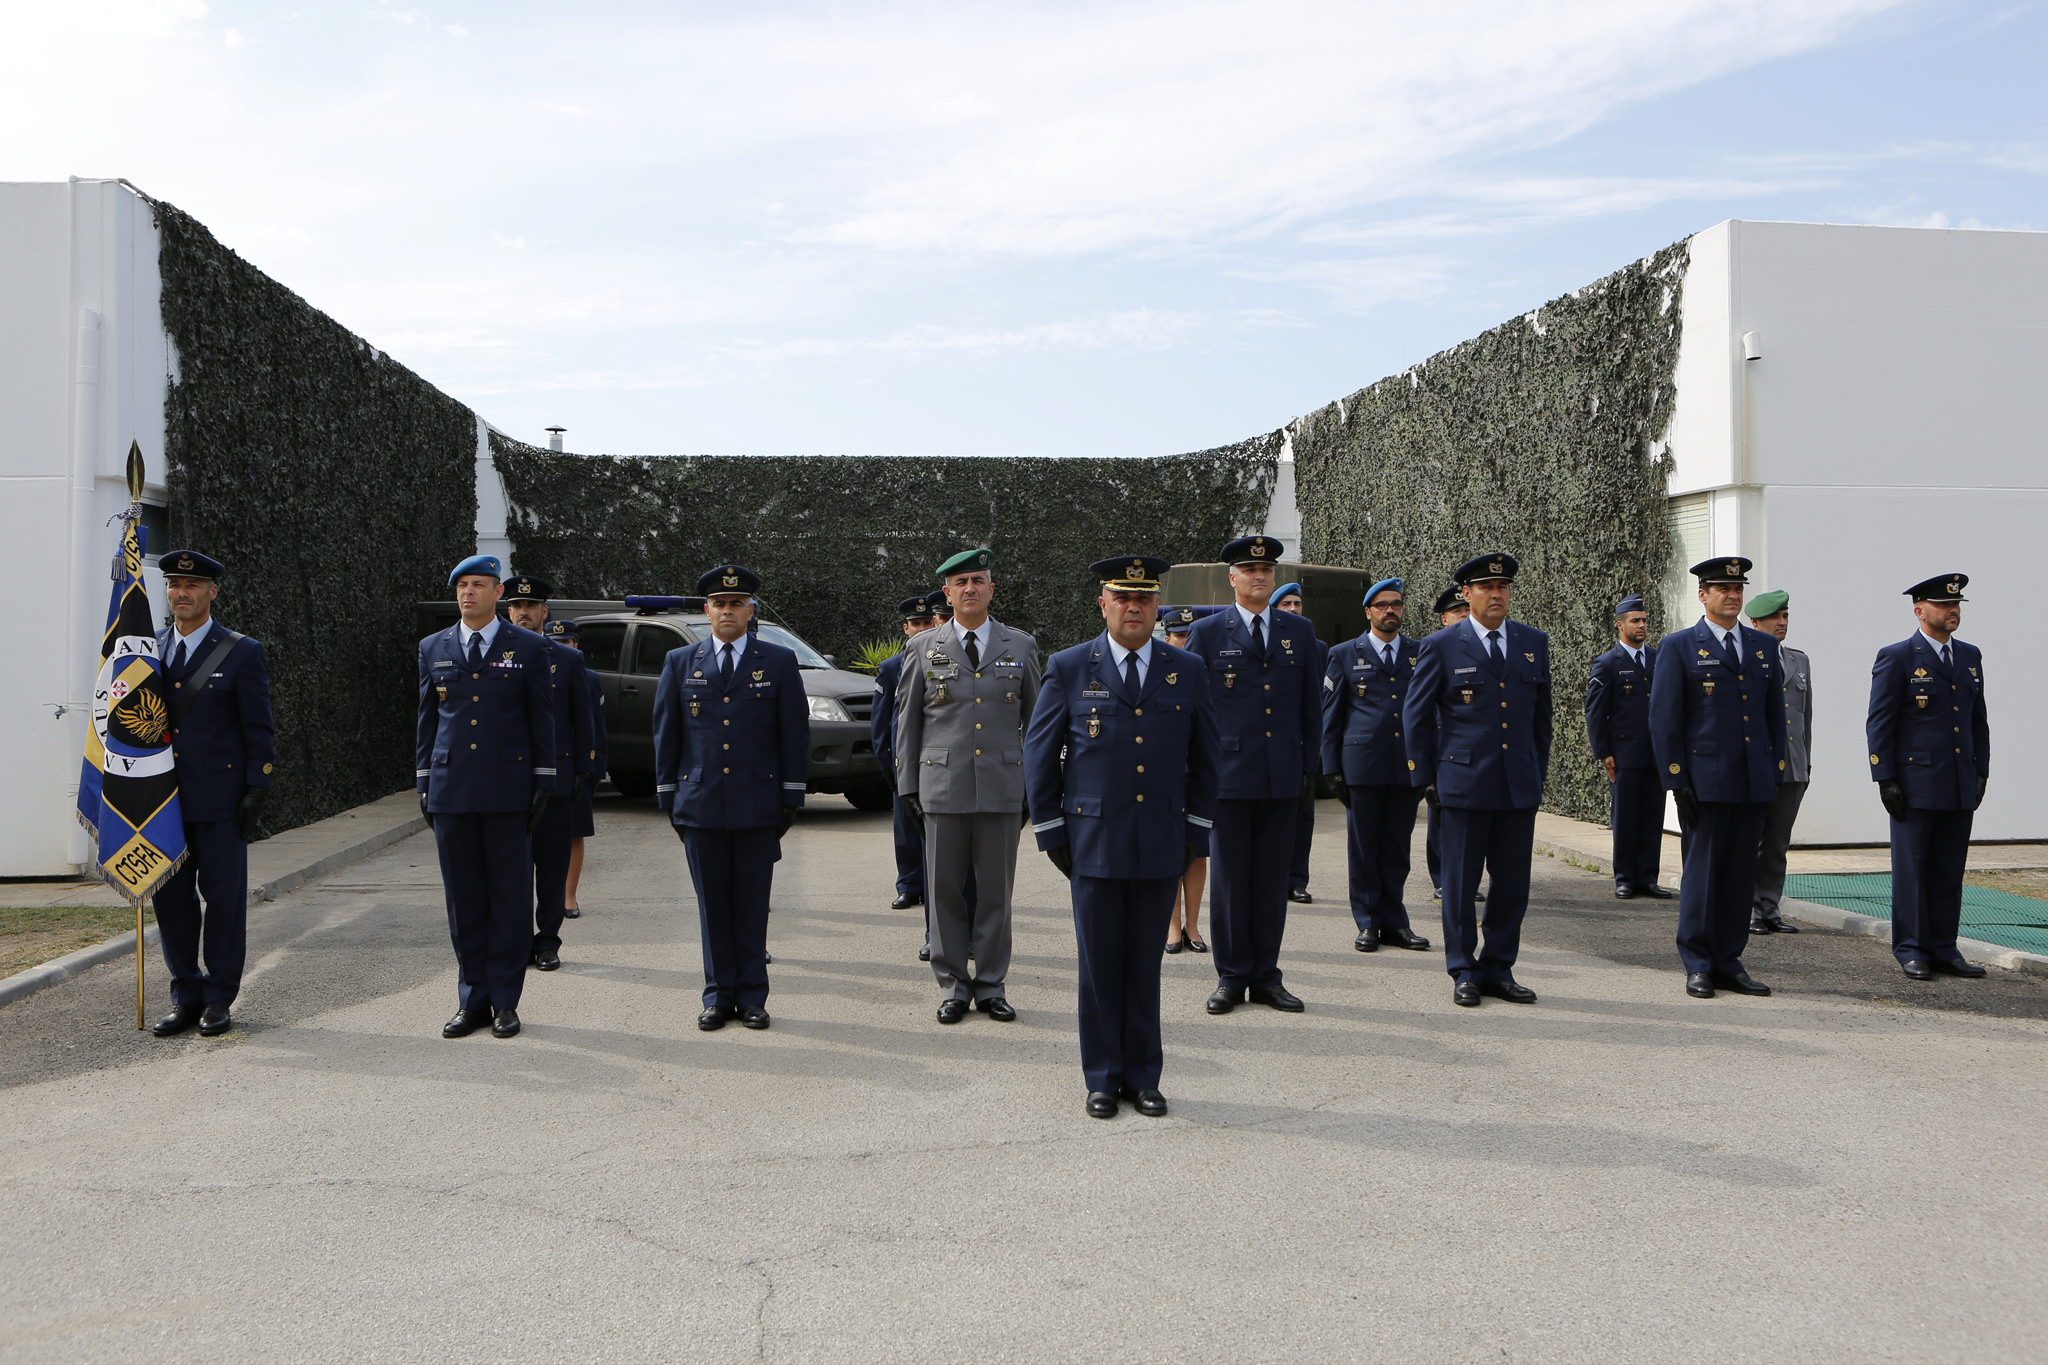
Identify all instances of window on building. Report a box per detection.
[1664,493,1711,629]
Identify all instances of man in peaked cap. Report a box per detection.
[1322,577,1431,955]
[1026,555,1218,1118]
[1274,582,1327,907]
[147,550,275,1038]
[419,554,556,1039]
[1745,589,1808,935]
[1405,554,1551,1007]
[542,618,606,920]
[872,593,938,938]
[1867,574,1990,981]
[1183,534,1320,1015]
[1424,585,1473,902]
[1585,594,1672,902]
[654,564,810,1029]
[1649,556,1787,1000]
[503,575,595,970]
[896,547,1040,1023]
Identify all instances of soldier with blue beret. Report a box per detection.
[146,550,276,1038]
[1405,553,1551,1006]
[542,617,606,920]
[1424,585,1473,902]
[872,592,939,947]
[1585,593,1673,902]
[1026,555,1219,1118]
[653,564,810,1030]
[418,554,557,1039]
[1321,576,1431,955]
[1649,556,1787,1000]
[504,576,595,969]
[1274,582,1327,907]
[1867,573,1990,980]
[1183,534,1320,1015]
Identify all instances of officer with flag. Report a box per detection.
[503,576,594,971]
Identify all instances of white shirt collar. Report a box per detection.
[1467,615,1507,648]
[1699,616,1739,648]
[1919,628,1955,655]
[1368,630,1401,661]
[1234,601,1272,633]
[954,618,990,651]
[173,616,212,645]
[1620,639,1644,665]
[461,617,502,652]
[1107,635,1152,687]
[710,632,749,663]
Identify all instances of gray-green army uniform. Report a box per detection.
[895,618,1041,1003]
[1753,642,1812,920]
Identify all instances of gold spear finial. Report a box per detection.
[125,440,144,505]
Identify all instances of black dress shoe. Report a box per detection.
[1933,958,1987,978]
[1165,935,1185,954]
[1380,927,1431,951]
[1475,889,1486,903]
[151,1005,202,1037]
[1453,981,1481,1007]
[1713,971,1772,996]
[1749,918,1774,935]
[1900,958,1935,981]
[937,999,970,1024]
[198,1004,232,1036]
[1085,1091,1118,1119]
[698,1006,734,1030]
[1185,937,1209,954]
[1480,979,1537,1004]
[1614,884,1637,900]
[1761,915,1799,934]
[442,1007,490,1038]
[764,953,773,964]
[563,906,581,919]
[491,1009,521,1038]
[1122,1087,1168,1117]
[1288,887,1314,904]
[533,948,562,971]
[917,944,931,961]
[1354,930,1379,952]
[1431,887,1442,901]
[738,1006,771,1029]
[1686,972,1716,998]
[1249,985,1305,1012]
[1205,986,1242,1015]
[977,998,1017,1022]
[1636,884,1675,900]
[891,893,923,910]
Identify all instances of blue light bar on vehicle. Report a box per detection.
[625,595,703,615]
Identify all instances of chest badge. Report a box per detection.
[1224,670,1237,689]
[1915,695,1929,709]
[502,651,515,662]
[1087,714,1101,739]
[1913,668,1928,678]
[1165,672,1177,686]
[1281,638,1293,652]
[1702,678,1717,697]
[436,684,448,702]
[1524,652,1535,662]
[689,698,702,718]
[752,669,764,681]
[1457,687,1474,704]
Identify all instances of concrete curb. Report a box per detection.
[0,802,426,1012]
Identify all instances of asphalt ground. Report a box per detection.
[4,796,2045,1363]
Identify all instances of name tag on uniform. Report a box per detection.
[1216,648,1244,658]
[1453,666,1477,675]
[1080,688,1112,698]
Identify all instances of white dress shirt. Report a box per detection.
[1466,614,1510,657]
[954,618,992,660]
[710,631,750,674]
[1107,636,1154,688]
[1698,616,1740,656]
[1918,628,1957,666]
[459,616,502,657]
[1234,602,1274,636]
[168,616,213,668]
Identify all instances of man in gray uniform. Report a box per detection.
[895,546,1041,1024]
[1746,589,1808,935]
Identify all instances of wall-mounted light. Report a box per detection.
[1741,331,1762,361]
[545,426,566,452]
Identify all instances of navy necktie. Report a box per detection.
[1250,613,1265,660]
[1720,631,1740,672]
[719,643,734,692]
[171,640,188,674]
[1487,630,1503,664]
[1940,644,1952,670]
[1124,651,1140,699]
[466,632,483,671]
[1382,642,1395,670]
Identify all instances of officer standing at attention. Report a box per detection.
[542,618,605,920]
[1424,586,1477,904]
[653,566,808,1030]
[1026,556,1219,1119]
[1867,574,1990,981]
[504,576,594,971]
[873,592,939,925]
[1274,582,1325,906]
[1585,595,1674,902]
[147,551,275,1038]
[895,548,1040,1024]
[1404,554,1551,1007]
[1744,590,1808,936]
[1649,557,1786,1000]
[1321,577,1431,954]
[418,555,556,1040]
[1183,536,1320,1016]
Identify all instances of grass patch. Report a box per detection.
[0,905,145,978]
[1965,869,2048,903]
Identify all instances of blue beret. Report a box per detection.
[1614,594,1646,617]
[1274,582,1304,602]
[449,554,502,585]
[1364,577,1403,606]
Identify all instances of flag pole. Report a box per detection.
[128,442,147,1032]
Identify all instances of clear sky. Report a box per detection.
[5,1,2041,458]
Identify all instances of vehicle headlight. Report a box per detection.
[808,695,853,723]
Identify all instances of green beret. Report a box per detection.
[1744,589,1789,618]
[934,546,992,579]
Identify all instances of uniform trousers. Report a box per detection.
[1610,766,1666,891]
[1751,780,1808,919]
[926,812,1017,1002]
[1438,805,1535,982]
[1288,780,1317,893]
[432,812,533,1012]
[1071,875,1177,1094]
[892,790,925,900]
[1209,797,1298,992]
[1674,799,1770,975]
[152,818,248,1008]
[1889,807,1974,966]
[681,824,777,1009]
[1425,800,1443,891]
[531,793,576,952]
[1345,784,1422,934]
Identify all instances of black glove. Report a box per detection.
[1975,776,1989,811]
[674,820,690,845]
[237,790,266,843]
[1181,845,1197,876]
[906,794,925,829]
[1301,774,1317,802]
[1047,845,1073,880]
[1878,779,1909,823]
[1674,786,1699,828]
[418,791,432,831]
[1422,785,1439,810]
[527,789,550,835]
[571,772,588,801]
[1334,784,1351,810]
[777,807,796,838]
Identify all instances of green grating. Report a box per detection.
[1782,874,2048,957]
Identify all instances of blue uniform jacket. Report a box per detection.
[653,635,810,829]
[416,623,557,814]
[1024,635,1220,880]
[1182,606,1321,801]
[1321,632,1419,787]
[546,642,597,796]
[1585,641,1658,770]
[1866,634,1988,810]
[871,650,906,782]
[1403,619,1553,809]
[585,667,609,780]
[1648,619,1787,802]
[157,621,276,823]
